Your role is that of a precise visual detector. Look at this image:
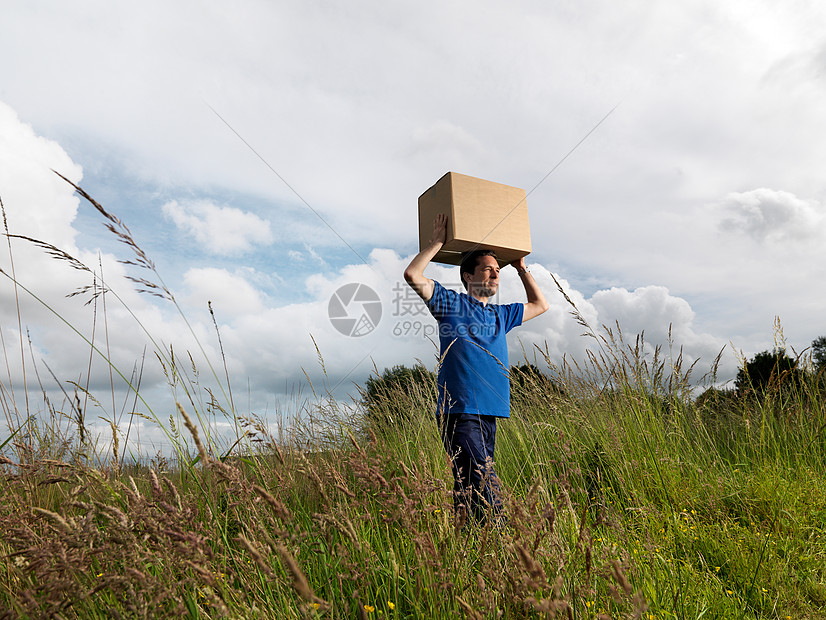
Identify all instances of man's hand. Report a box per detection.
[430,212,447,246]
[510,256,528,273]
[404,214,448,303]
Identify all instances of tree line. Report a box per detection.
[732,335,826,396]
[360,336,826,424]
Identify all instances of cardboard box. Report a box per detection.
[418,171,531,266]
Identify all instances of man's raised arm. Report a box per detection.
[404,213,447,303]
[511,256,550,321]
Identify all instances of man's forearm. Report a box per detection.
[517,268,544,303]
[404,239,443,282]
[403,239,442,302]
[515,263,550,320]
[405,213,447,302]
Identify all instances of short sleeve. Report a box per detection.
[500,302,524,333]
[427,281,458,321]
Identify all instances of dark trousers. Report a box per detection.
[438,413,503,524]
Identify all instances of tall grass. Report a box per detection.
[1,177,825,618]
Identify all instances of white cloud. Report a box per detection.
[715,188,825,244]
[162,200,273,255]
[0,101,81,249]
[303,244,328,268]
[590,286,694,339]
[589,285,730,375]
[183,267,265,317]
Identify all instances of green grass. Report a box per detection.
[1,179,825,618]
[2,349,825,618]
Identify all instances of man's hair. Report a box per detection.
[459,249,498,290]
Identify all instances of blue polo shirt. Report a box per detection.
[427,281,524,417]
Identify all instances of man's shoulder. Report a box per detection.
[490,299,523,310]
[428,281,474,320]
[431,280,465,301]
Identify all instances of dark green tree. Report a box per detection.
[812,336,826,373]
[695,386,739,418]
[734,348,803,396]
[509,363,564,396]
[360,364,436,429]
[361,363,565,429]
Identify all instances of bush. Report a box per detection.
[359,364,437,431]
[734,348,804,398]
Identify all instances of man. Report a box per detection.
[403,213,549,524]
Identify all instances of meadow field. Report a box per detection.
[1,184,825,619]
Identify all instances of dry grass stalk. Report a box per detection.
[276,545,328,609]
[456,595,484,620]
[177,402,207,463]
[31,507,72,532]
[110,421,119,467]
[237,533,275,577]
[252,484,291,521]
[610,559,632,595]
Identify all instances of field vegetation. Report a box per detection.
[1,180,825,618]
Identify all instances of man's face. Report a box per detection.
[464,255,500,299]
